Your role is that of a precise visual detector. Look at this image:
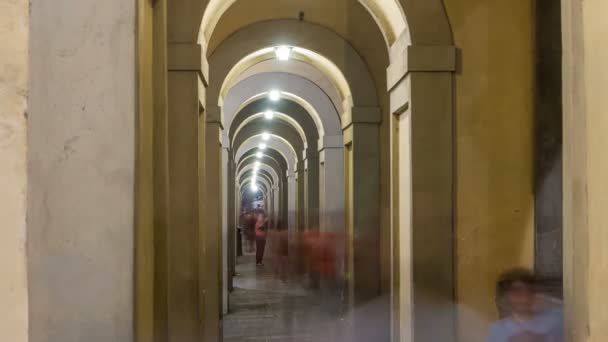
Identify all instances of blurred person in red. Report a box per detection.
[254,210,269,266]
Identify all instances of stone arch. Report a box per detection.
[237,150,287,178]
[217,45,361,115]
[224,73,341,136]
[207,20,380,124]
[232,120,305,158]
[158,1,457,341]
[198,0,408,47]
[229,99,319,151]
[236,139,296,172]
[231,60,342,114]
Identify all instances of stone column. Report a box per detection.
[296,161,306,232]
[226,153,236,292]
[318,136,345,234]
[282,175,290,228]
[342,107,382,342]
[203,105,224,342]
[221,144,230,314]
[304,149,320,230]
[387,43,456,342]
[287,171,297,235]
[273,185,280,227]
[165,42,205,342]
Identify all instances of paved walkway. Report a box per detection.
[223,254,343,342]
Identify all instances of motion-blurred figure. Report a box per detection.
[243,210,256,253]
[272,220,289,282]
[255,211,269,266]
[487,269,563,342]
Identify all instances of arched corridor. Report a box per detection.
[4,0,608,341]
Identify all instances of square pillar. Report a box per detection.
[387,43,456,342]
[203,105,224,342]
[342,107,383,342]
[296,161,306,232]
[166,42,204,342]
[304,149,320,230]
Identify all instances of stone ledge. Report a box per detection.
[387,45,456,91]
[168,43,209,85]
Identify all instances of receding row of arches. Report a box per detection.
[134,0,456,341]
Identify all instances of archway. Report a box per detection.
[136,0,456,341]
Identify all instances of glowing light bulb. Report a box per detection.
[275,46,292,61]
[259,143,267,150]
[251,184,258,192]
[255,161,261,167]
[268,90,281,102]
[261,132,271,141]
[256,152,263,158]
[264,110,274,119]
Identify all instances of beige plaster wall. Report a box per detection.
[444,1,536,341]
[0,0,29,341]
[27,1,136,341]
[582,1,608,340]
[563,0,608,340]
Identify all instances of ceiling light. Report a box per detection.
[264,110,274,120]
[259,143,267,150]
[251,184,259,192]
[261,132,271,141]
[256,152,263,158]
[255,161,261,167]
[275,46,292,61]
[268,90,281,102]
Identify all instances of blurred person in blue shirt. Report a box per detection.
[487,269,563,342]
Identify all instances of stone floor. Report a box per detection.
[223,254,344,342]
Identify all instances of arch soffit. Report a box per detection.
[241,177,270,195]
[232,120,305,157]
[229,98,319,145]
[224,73,341,136]
[239,166,277,185]
[237,153,285,179]
[232,60,342,113]
[207,20,379,113]
[236,140,295,172]
[176,0,453,49]
[236,134,297,166]
[199,0,408,47]
[240,169,275,188]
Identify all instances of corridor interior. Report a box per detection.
[13,0,578,341]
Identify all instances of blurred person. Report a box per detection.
[272,220,289,282]
[243,210,256,253]
[255,211,269,266]
[487,268,563,342]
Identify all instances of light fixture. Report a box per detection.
[259,143,267,150]
[264,110,274,120]
[255,161,261,167]
[268,90,281,102]
[275,46,292,61]
[251,184,259,192]
[256,152,263,158]
[261,132,271,141]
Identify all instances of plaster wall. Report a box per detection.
[27,1,136,341]
[443,1,535,341]
[581,1,608,339]
[0,0,29,341]
[563,0,608,340]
